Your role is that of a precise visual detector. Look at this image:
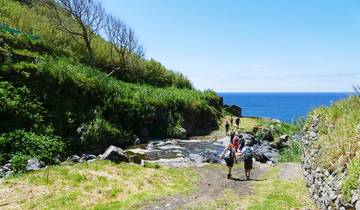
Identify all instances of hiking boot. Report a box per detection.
[227,174,232,179]
[246,176,250,180]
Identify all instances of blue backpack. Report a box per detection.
[244,147,253,161]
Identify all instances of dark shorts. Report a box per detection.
[244,159,253,170]
[225,159,234,167]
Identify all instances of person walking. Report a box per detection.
[225,120,230,136]
[235,117,241,129]
[232,133,240,152]
[239,141,254,180]
[220,144,236,179]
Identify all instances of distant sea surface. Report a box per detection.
[218,93,350,122]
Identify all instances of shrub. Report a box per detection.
[278,140,301,162]
[0,130,65,164]
[0,81,50,133]
[10,154,31,173]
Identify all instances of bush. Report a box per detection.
[0,81,50,133]
[10,154,31,173]
[278,140,301,162]
[0,130,65,164]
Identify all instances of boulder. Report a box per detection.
[224,105,242,117]
[125,148,146,160]
[271,135,289,149]
[67,155,81,163]
[253,142,279,163]
[261,128,274,142]
[129,155,142,164]
[80,153,97,162]
[100,145,129,163]
[26,158,43,171]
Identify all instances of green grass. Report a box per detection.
[0,160,197,209]
[308,96,360,201]
[245,166,315,210]
[0,0,193,89]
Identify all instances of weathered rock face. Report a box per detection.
[224,105,242,117]
[100,146,129,163]
[302,115,359,210]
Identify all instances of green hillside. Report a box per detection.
[0,0,222,171]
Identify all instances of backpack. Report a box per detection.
[244,147,253,161]
[224,148,234,160]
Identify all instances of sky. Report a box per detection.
[101,0,360,92]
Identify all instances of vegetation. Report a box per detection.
[0,160,197,209]
[0,0,193,89]
[278,140,301,162]
[244,165,315,210]
[308,96,360,202]
[0,0,222,172]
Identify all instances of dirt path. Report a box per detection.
[141,163,270,210]
[278,162,302,181]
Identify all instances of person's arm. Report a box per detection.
[220,149,225,159]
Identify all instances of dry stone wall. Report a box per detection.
[301,115,360,210]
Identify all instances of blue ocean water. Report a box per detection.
[218,93,350,122]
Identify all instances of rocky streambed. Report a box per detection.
[0,132,284,178]
[126,134,281,168]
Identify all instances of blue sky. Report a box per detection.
[101,0,360,92]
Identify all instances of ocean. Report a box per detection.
[218,93,350,122]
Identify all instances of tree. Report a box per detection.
[47,0,105,66]
[104,14,144,75]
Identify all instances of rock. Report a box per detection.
[125,148,146,160]
[67,155,81,163]
[261,128,274,142]
[355,200,360,210]
[253,143,279,163]
[224,105,242,117]
[129,155,141,164]
[26,158,43,171]
[80,153,97,162]
[189,154,204,164]
[100,145,129,163]
[2,163,11,171]
[133,135,141,144]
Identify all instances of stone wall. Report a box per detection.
[301,115,360,210]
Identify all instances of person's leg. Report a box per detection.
[228,166,232,178]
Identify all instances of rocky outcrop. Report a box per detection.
[100,145,129,163]
[224,105,242,117]
[302,115,359,209]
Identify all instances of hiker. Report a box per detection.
[220,144,236,179]
[230,130,235,144]
[232,132,240,152]
[239,141,255,180]
[225,120,230,136]
[239,134,245,151]
[235,117,240,128]
[230,117,234,127]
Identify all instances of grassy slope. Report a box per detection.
[309,96,360,201]
[0,0,192,89]
[0,160,197,209]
